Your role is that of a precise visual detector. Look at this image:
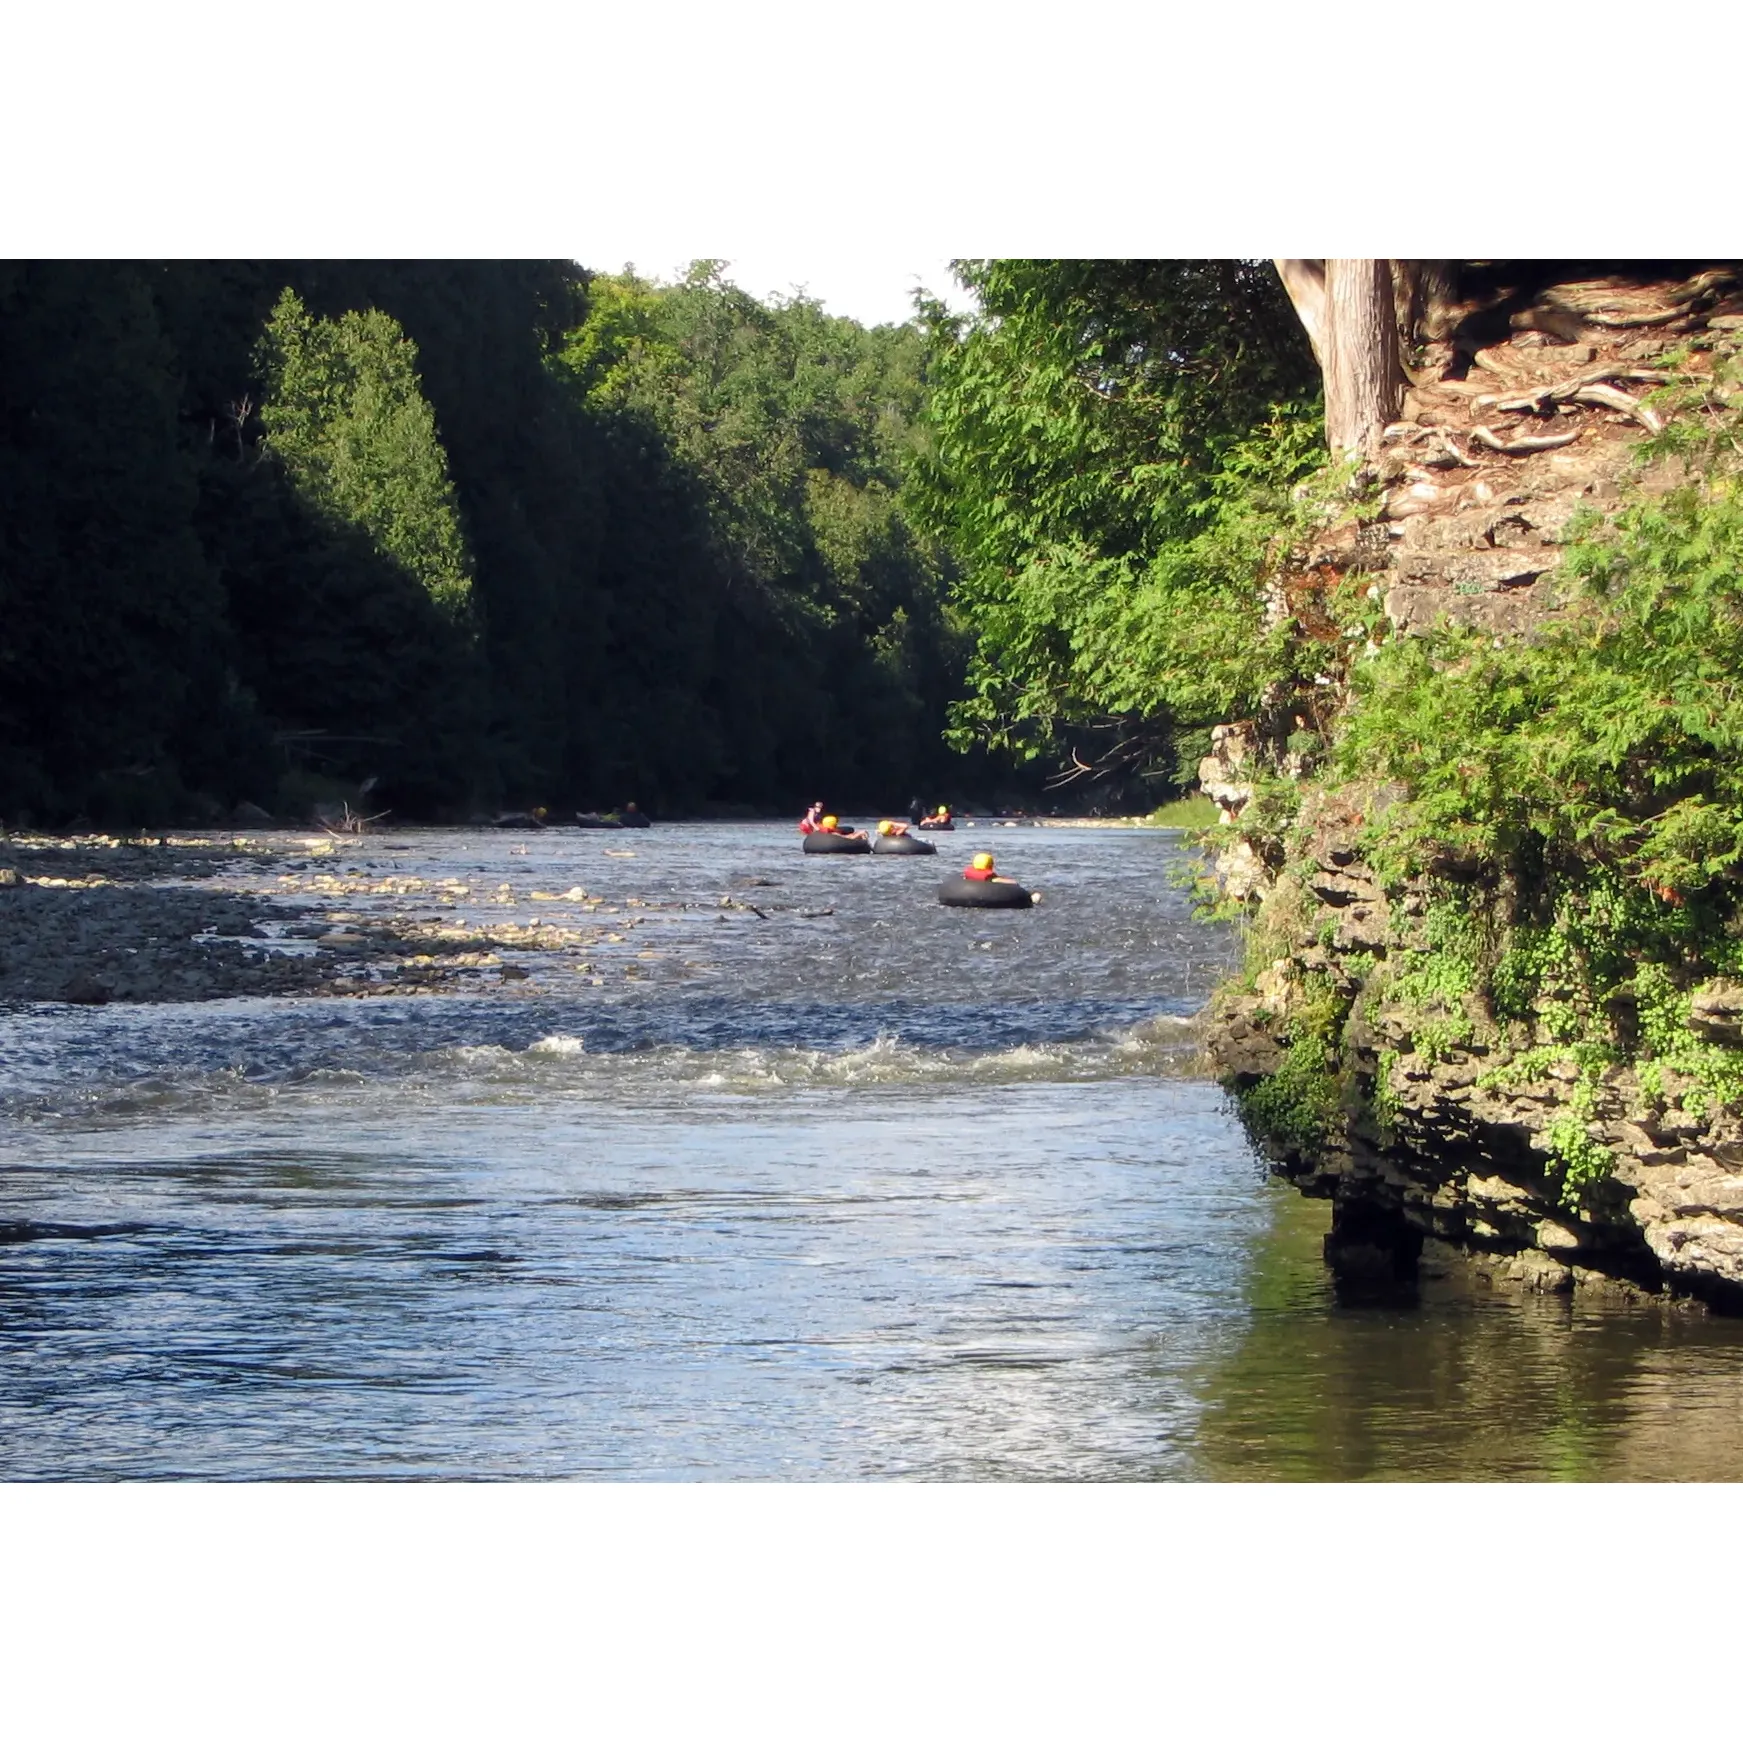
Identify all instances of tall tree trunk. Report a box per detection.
[1274,259,1409,457]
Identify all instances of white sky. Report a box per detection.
[9,8,1703,309]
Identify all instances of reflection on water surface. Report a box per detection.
[2,824,1740,1479]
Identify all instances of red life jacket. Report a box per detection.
[798,819,817,834]
[963,865,995,881]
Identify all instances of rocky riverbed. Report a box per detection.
[0,832,640,1005]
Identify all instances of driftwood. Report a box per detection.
[320,803,390,837]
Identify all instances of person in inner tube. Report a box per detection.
[799,801,824,835]
[963,852,1016,883]
[876,819,914,839]
[821,814,867,841]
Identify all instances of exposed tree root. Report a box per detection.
[1426,431,1480,468]
[1469,425,1582,455]
[1582,306,1689,330]
[1573,382,1665,434]
[1469,366,1667,434]
[1550,270,1736,329]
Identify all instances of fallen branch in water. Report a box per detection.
[718,896,768,920]
[320,804,391,838]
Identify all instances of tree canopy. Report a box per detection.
[914,259,1321,795]
[0,260,983,825]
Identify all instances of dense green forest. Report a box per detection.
[1,256,1342,827]
[912,260,1323,798]
[0,260,984,826]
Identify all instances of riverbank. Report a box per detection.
[1201,273,1743,1313]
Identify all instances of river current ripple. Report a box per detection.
[4,823,1743,1480]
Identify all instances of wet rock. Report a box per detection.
[59,973,112,1005]
[1206,1000,1284,1081]
[1324,1201,1423,1286]
[1505,1251,1575,1293]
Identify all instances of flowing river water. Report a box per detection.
[4,823,1743,1480]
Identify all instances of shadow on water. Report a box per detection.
[1187,1182,1743,1482]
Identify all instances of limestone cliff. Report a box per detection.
[1203,265,1743,1309]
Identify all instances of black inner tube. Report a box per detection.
[937,875,1033,909]
[871,833,936,855]
[802,832,871,855]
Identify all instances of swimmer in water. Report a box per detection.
[962,852,1016,884]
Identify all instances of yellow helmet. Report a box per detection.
[937,805,949,816]
[973,853,994,871]
[877,820,894,835]
[822,815,838,830]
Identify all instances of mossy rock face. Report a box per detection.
[1201,333,1743,1294]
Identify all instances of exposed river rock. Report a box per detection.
[0,833,661,1004]
[1203,266,1743,1312]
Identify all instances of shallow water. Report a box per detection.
[3,822,1742,1479]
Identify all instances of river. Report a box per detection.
[3,822,1742,1479]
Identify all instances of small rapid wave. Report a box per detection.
[4,1014,1204,1127]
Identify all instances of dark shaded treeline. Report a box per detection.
[0,259,990,825]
